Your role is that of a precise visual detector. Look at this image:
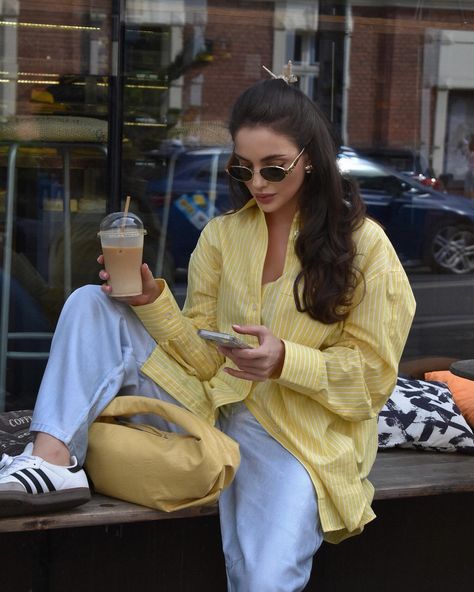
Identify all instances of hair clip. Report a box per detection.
[262,60,298,84]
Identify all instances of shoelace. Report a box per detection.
[0,453,14,471]
[0,452,37,475]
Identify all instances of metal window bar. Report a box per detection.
[0,141,107,411]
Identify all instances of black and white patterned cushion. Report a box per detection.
[378,377,474,453]
[0,410,34,456]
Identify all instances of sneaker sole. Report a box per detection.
[0,487,91,518]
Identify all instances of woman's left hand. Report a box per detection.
[98,255,161,306]
[219,324,285,381]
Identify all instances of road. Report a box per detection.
[406,270,474,360]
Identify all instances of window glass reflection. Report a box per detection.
[122,0,474,369]
[2,1,474,410]
[0,2,111,409]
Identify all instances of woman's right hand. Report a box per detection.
[97,254,161,306]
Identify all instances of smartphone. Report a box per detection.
[197,329,252,349]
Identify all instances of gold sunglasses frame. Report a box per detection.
[226,146,306,183]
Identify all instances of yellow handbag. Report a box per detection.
[85,396,240,512]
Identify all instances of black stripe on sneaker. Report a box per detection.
[34,468,56,492]
[12,471,33,494]
[21,469,46,494]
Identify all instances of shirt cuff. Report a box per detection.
[132,279,184,342]
[277,339,321,391]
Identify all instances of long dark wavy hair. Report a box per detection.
[228,79,366,324]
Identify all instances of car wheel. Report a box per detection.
[428,224,474,274]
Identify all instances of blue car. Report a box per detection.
[146,147,474,276]
[146,147,231,274]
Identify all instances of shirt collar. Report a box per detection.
[239,197,258,212]
[235,198,300,235]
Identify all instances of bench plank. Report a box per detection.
[369,450,474,499]
[1,450,474,533]
[0,495,218,533]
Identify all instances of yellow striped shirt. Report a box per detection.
[133,199,416,543]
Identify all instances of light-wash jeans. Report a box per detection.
[31,285,323,591]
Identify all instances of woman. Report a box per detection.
[0,69,415,591]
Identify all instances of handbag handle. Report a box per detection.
[97,396,214,441]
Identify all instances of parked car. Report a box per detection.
[146,147,474,277]
[337,151,474,274]
[354,147,442,190]
[146,147,231,275]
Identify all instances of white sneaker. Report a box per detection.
[0,443,90,517]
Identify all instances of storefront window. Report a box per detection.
[123,0,474,364]
[0,1,112,409]
[2,0,474,410]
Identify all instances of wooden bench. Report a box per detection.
[1,449,474,534]
[2,449,474,591]
[3,354,473,590]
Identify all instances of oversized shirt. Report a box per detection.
[133,199,416,543]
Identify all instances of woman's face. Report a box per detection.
[233,126,309,221]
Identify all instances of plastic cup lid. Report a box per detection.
[99,211,144,232]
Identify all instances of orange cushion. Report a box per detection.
[425,370,474,428]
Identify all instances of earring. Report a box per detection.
[305,165,313,174]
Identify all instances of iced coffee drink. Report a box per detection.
[98,212,146,297]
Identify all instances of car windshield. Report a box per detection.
[337,155,428,196]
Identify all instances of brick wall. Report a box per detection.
[17,1,111,73]
[8,1,474,151]
[181,0,273,132]
[15,1,111,113]
[348,5,474,150]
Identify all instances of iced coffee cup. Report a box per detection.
[98,212,147,297]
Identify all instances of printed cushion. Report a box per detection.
[0,410,34,456]
[424,370,474,429]
[378,377,474,453]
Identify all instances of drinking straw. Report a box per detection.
[121,195,131,234]
[123,195,131,217]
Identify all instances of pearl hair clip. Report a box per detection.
[262,60,298,84]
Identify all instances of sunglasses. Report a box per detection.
[226,146,306,183]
